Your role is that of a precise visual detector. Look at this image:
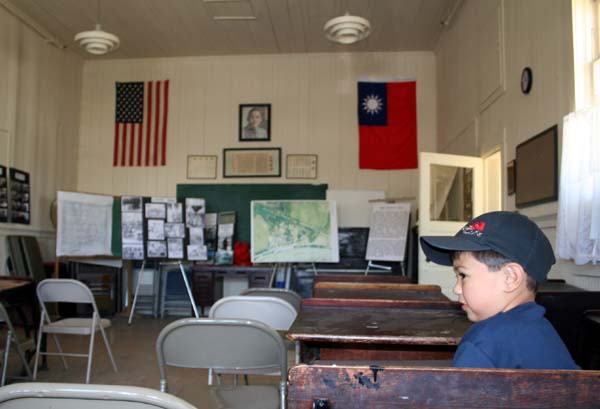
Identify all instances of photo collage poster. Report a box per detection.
[9,168,30,224]
[0,165,7,222]
[148,197,184,260]
[121,196,144,260]
[215,211,235,265]
[185,198,208,261]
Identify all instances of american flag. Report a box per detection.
[114,80,170,166]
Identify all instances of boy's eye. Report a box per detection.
[457,272,466,279]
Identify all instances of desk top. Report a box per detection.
[313,287,450,301]
[287,304,470,346]
[314,274,411,284]
[0,278,32,291]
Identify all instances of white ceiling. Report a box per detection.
[5,0,461,59]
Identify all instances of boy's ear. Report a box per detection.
[502,262,527,292]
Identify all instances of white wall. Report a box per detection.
[0,5,83,274]
[436,0,600,284]
[77,52,437,203]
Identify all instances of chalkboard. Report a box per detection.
[177,184,327,244]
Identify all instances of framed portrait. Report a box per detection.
[223,148,281,178]
[286,154,318,179]
[239,104,271,142]
[187,155,217,179]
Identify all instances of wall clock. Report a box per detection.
[521,67,533,94]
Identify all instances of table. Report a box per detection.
[313,282,450,301]
[287,298,470,363]
[314,274,411,284]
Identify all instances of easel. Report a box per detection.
[128,259,199,325]
[364,197,412,277]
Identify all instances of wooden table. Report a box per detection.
[287,298,470,363]
[314,273,411,284]
[313,282,450,301]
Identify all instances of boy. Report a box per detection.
[420,211,579,369]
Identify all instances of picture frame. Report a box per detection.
[515,124,558,208]
[187,155,217,179]
[223,147,281,178]
[239,104,271,142]
[286,154,318,179]
[506,159,515,195]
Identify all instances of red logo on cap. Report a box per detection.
[471,221,486,231]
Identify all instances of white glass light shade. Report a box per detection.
[74,24,120,55]
[323,14,370,45]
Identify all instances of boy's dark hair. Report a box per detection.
[452,250,538,292]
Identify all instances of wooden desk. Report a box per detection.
[287,298,470,362]
[287,364,600,408]
[313,282,449,301]
[314,274,411,284]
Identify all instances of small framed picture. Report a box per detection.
[239,104,271,142]
[187,155,217,179]
[507,160,516,195]
[286,154,318,179]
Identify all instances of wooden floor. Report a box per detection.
[3,315,284,408]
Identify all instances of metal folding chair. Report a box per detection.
[0,303,33,386]
[32,279,118,384]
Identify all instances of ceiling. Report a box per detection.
[5,0,461,60]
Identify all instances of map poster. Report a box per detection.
[251,200,339,263]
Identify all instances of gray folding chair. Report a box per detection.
[32,279,118,384]
[0,382,197,409]
[0,303,33,386]
[208,295,297,385]
[156,318,287,409]
[239,288,302,312]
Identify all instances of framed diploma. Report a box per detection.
[187,155,217,179]
[286,154,317,179]
[223,148,281,178]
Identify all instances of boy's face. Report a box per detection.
[452,252,507,322]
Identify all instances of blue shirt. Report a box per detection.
[453,302,579,369]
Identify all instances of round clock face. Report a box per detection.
[521,67,532,94]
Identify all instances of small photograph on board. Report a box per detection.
[0,208,7,222]
[122,196,143,212]
[167,238,184,259]
[239,104,271,141]
[204,213,218,258]
[338,227,369,259]
[187,244,208,261]
[189,227,204,245]
[123,244,144,260]
[215,250,234,265]
[185,198,206,227]
[167,202,183,223]
[148,219,165,240]
[122,212,143,243]
[147,240,167,258]
[145,203,166,219]
[165,223,185,238]
[152,197,177,204]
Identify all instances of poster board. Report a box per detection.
[365,202,411,262]
[251,200,339,263]
[57,191,114,257]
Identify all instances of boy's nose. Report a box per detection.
[453,280,462,295]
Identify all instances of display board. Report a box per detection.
[365,202,411,262]
[177,184,327,244]
[57,191,114,257]
[251,200,339,263]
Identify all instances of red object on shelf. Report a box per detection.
[234,242,251,266]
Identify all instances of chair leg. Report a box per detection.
[51,334,68,370]
[1,332,12,386]
[98,324,118,372]
[13,338,32,380]
[32,317,45,380]
[208,368,214,385]
[86,324,96,384]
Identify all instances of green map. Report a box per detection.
[251,201,339,262]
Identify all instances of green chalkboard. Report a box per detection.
[176,184,327,244]
[111,199,122,257]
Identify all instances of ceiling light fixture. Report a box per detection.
[74,0,120,55]
[323,13,370,45]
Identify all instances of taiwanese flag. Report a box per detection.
[358,81,417,169]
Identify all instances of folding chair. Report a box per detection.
[0,303,33,386]
[0,382,197,409]
[156,318,287,409]
[239,288,302,312]
[32,279,118,384]
[208,295,297,385]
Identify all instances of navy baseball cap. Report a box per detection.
[420,211,555,283]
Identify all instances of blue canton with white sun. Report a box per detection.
[358,82,388,126]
